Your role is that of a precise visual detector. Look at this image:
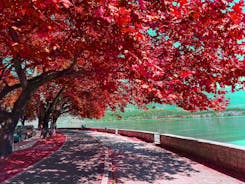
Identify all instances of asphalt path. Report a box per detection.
[5,130,244,184]
[6,130,104,184]
[87,131,244,184]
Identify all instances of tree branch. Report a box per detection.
[13,57,27,89]
[0,83,21,101]
[0,59,87,101]
[46,88,64,116]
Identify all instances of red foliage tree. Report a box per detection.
[139,0,245,111]
[0,0,244,157]
[23,78,130,138]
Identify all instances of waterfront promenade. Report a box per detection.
[2,130,244,184]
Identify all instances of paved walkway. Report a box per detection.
[5,131,104,184]
[88,131,244,184]
[5,130,244,184]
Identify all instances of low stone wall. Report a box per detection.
[84,128,116,134]
[118,129,154,143]
[58,127,116,134]
[159,134,245,176]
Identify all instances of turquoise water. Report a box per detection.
[229,139,245,146]
[55,91,245,146]
[67,116,245,146]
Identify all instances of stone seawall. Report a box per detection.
[118,129,154,143]
[159,134,245,177]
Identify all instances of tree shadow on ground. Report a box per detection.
[6,131,104,184]
[94,134,200,184]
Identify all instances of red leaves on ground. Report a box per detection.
[0,133,66,183]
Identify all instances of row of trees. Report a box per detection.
[0,0,244,157]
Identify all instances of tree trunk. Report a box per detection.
[0,131,13,158]
[51,115,59,136]
[38,102,45,130]
[38,119,43,130]
[0,115,18,158]
[41,117,49,139]
[21,116,26,126]
[43,118,49,129]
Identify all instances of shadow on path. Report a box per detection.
[6,130,241,184]
[6,131,104,184]
[92,133,200,183]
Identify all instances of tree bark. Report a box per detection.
[41,118,49,139]
[38,103,45,130]
[0,130,14,158]
[21,116,27,126]
[40,103,52,138]
[0,114,19,158]
[38,119,43,130]
[51,112,60,136]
